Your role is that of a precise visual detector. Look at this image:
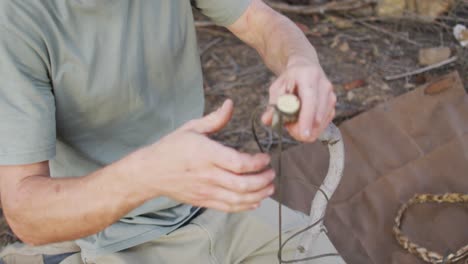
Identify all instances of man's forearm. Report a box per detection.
[256,10,319,75]
[229,0,336,141]
[1,102,276,246]
[229,0,319,75]
[1,154,153,245]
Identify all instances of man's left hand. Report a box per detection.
[261,57,336,142]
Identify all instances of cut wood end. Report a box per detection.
[277,94,301,116]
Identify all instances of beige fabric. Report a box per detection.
[1,198,345,264]
[0,241,79,264]
[277,71,468,264]
[67,198,311,264]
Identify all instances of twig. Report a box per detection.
[226,54,240,73]
[265,0,376,15]
[194,21,217,27]
[384,56,458,81]
[238,64,266,77]
[334,104,365,122]
[196,27,233,38]
[435,15,468,24]
[214,78,261,91]
[200,37,222,55]
[352,15,452,31]
[349,18,421,46]
[334,33,374,42]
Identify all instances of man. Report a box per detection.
[0,0,337,263]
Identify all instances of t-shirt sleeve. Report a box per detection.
[0,26,56,165]
[194,0,252,27]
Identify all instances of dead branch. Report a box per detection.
[334,33,374,42]
[264,0,376,15]
[349,18,421,46]
[196,27,233,38]
[384,56,458,81]
[352,15,454,31]
[194,21,217,27]
[200,37,222,55]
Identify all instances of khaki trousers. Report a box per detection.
[1,199,343,264]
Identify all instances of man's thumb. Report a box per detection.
[184,99,234,134]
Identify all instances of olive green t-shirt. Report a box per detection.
[0,0,250,261]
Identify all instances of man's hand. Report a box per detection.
[228,0,336,142]
[0,100,272,245]
[131,99,275,212]
[261,57,336,142]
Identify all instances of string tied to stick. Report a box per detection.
[251,94,345,263]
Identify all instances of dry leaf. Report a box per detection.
[377,0,406,17]
[377,0,453,21]
[344,79,366,91]
[338,41,350,53]
[347,91,356,101]
[330,35,340,48]
[327,15,353,29]
[418,47,451,66]
[424,75,454,95]
[407,0,453,21]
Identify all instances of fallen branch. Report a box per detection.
[196,27,233,38]
[334,105,365,123]
[351,15,452,31]
[194,21,217,27]
[265,0,376,15]
[349,18,421,46]
[384,56,458,81]
[200,37,222,55]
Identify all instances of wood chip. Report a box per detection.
[377,0,453,21]
[328,15,354,29]
[339,41,350,53]
[418,47,451,66]
[424,75,454,95]
[344,79,366,91]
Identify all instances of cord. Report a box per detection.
[251,105,340,263]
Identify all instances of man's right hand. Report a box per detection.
[129,99,275,212]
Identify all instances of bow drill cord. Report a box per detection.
[251,105,340,263]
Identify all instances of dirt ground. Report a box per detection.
[199,5,468,153]
[0,2,467,248]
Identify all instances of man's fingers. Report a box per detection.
[268,78,285,105]
[209,183,274,207]
[198,183,274,212]
[312,79,334,139]
[326,92,337,123]
[327,108,336,125]
[297,80,318,141]
[261,107,274,126]
[319,93,337,133]
[183,99,233,134]
[314,80,333,125]
[199,200,258,213]
[208,167,275,193]
[209,142,271,174]
[263,77,289,126]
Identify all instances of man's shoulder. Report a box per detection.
[0,0,56,58]
[0,0,53,34]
